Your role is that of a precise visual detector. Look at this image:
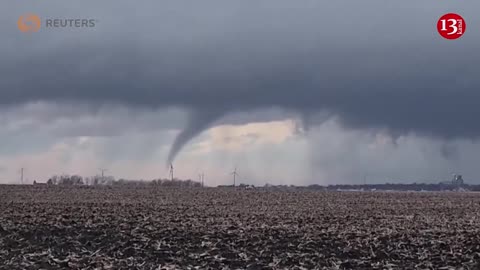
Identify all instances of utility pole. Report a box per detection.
[100,168,107,182]
[199,173,205,187]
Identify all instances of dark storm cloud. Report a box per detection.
[2,1,480,162]
[440,143,459,160]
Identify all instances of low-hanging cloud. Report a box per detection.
[2,1,480,163]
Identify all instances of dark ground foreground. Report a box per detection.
[1,186,480,270]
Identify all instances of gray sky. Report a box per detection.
[1,1,479,185]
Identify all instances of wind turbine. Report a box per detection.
[19,168,25,185]
[169,163,174,181]
[231,167,239,187]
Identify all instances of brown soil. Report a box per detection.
[1,185,479,269]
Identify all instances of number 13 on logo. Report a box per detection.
[437,13,466,40]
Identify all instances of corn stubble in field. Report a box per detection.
[1,186,480,270]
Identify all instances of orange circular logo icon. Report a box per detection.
[18,13,41,33]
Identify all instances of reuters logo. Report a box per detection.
[18,13,41,33]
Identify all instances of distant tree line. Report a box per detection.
[222,182,479,192]
[46,175,201,187]
[47,175,87,185]
[114,178,201,187]
[323,183,469,192]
